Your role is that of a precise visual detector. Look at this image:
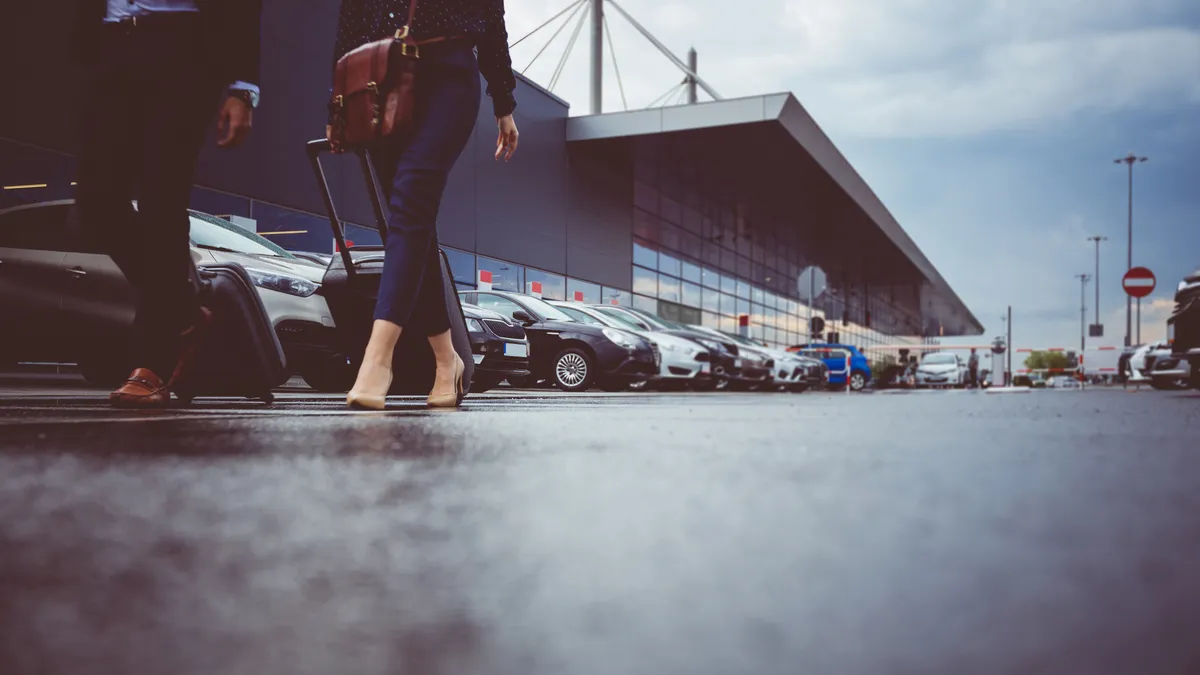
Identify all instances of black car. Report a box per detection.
[1167,265,1200,390]
[458,291,659,392]
[588,305,741,390]
[462,303,531,393]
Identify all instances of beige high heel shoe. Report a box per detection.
[347,368,392,410]
[428,355,464,408]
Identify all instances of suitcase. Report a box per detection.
[306,138,474,398]
[173,262,290,404]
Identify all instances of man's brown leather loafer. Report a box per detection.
[109,368,172,409]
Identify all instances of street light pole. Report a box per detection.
[1076,274,1090,354]
[1087,235,1107,329]
[1114,153,1147,347]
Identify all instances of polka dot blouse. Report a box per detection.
[333,0,518,117]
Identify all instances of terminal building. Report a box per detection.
[1,1,982,351]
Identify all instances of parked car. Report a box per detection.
[547,301,711,389]
[1046,375,1081,389]
[912,352,967,389]
[462,303,531,393]
[744,336,826,392]
[588,305,739,390]
[1167,265,1200,390]
[1126,340,1170,384]
[458,290,658,392]
[788,343,872,391]
[687,327,782,391]
[0,200,340,388]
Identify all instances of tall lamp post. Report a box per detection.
[1087,235,1107,333]
[1114,153,1147,347]
[1076,274,1090,354]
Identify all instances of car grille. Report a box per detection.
[484,319,525,340]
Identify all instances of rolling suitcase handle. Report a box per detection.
[306,139,391,282]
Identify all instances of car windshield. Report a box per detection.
[922,354,957,365]
[188,211,295,259]
[601,311,647,332]
[556,305,605,326]
[520,296,575,322]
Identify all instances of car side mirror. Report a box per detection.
[512,310,535,325]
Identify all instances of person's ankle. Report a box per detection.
[434,354,458,370]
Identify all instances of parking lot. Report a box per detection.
[2,371,1198,675]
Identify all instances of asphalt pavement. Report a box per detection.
[1,374,1198,675]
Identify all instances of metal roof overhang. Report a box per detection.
[565,93,984,337]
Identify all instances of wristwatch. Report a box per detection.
[229,88,259,109]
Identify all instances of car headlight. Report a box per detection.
[602,328,640,349]
[466,318,484,332]
[245,268,319,298]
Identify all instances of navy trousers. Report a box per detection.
[370,42,481,336]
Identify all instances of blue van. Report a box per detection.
[788,343,872,391]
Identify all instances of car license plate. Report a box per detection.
[504,343,528,358]
[699,362,709,373]
[734,358,743,368]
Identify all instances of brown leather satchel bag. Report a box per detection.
[329,1,422,149]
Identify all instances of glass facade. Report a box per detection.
[1,136,928,362]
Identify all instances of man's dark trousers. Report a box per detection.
[76,16,225,377]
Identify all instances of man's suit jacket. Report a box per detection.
[73,0,262,86]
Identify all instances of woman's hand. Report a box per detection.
[495,115,518,162]
[326,124,344,154]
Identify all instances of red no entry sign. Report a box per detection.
[1122,266,1156,298]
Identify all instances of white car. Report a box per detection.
[914,352,967,388]
[548,301,710,386]
[1125,340,1170,384]
[186,212,344,391]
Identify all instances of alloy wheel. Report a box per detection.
[556,352,589,388]
[849,372,866,391]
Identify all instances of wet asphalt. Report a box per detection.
[1,376,1198,675]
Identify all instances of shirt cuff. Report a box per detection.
[229,81,261,98]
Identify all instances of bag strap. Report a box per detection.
[395,0,419,41]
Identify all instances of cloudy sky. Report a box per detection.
[504,0,1200,350]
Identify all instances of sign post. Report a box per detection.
[1122,267,1155,346]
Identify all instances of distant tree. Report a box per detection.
[1024,351,1070,372]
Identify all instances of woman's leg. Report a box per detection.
[350,46,481,403]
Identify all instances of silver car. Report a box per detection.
[0,200,339,388]
[914,352,967,388]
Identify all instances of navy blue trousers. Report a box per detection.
[370,43,481,336]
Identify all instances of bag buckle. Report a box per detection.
[394,27,420,58]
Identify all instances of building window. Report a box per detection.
[751,286,764,305]
[567,278,602,303]
[720,293,736,317]
[736,279,750,300]
[633,265,657,296]
[702,287,720,313]
[719,315,736,333]
[702,312,720,328]
[682,281,702,309]
[633,294,657,313]
[701,266,720,290]
[443,247,477,286]
[477,256,522,292]
[736,298,750,319]
[344,222,383,248]
[633,240,658,269]
[658,273,682,303]
[682,260,702,284]
[720,274,736,296]
[526,267,566,300]
[602,287,633,307]
[658,251,682,278]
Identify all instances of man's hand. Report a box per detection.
[495,115,518,162]
[217,96,253,149]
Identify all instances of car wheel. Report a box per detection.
[470,375,502,394]
[553,348,595,392]
[299,358,355,393]
[848,370,868,392]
